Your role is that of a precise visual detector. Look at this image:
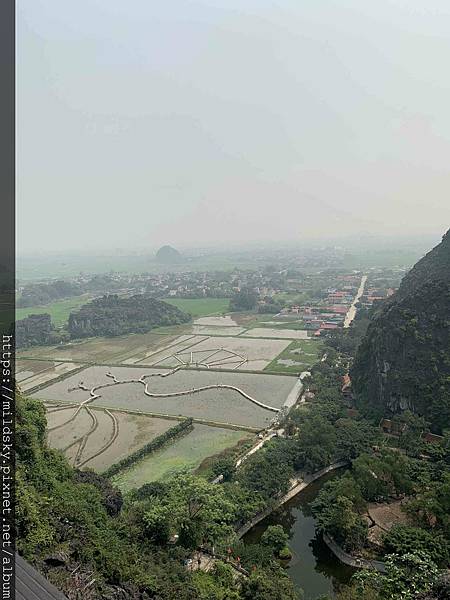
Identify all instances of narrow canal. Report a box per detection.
[243,470,355,599]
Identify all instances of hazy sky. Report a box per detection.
[17,1,450,253]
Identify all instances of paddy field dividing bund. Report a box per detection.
[18,304,323,489]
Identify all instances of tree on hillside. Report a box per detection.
[352,552,440,600]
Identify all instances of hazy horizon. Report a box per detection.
[17,1,450,253]
[16,230,444,260]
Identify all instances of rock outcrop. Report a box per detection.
[351,230,450,432]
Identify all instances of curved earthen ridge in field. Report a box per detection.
[48,404,119,469]
[75,367,280,412]
[49,366,281,469]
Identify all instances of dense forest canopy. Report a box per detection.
[68,294,191,338]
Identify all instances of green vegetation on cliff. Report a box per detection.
[351,230,450,432]
[68,294,191,338]
[15,313,70,349]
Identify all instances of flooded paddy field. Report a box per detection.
[137,335,209,366]
[243,315,307,331]
[18,360,85,392]
[17,315,304,373]
[46,405,177,472]
[190,314,245,335]
[112,424,252,491]
[144,334,290,371]
[242,328,309,340]
[16,328,189,364]
[192,325,246,336]
[46,405,80,429]
[34,365,297,429]
[47,406,94,451]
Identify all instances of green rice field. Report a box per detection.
[112,424,251,490]
[16,294,91,326]
[164,297,230,317]
[265,339,324,374]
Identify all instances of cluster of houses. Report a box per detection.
[279,305,350,336]
[279,276,361,336]
[359,285,395,309]
[74,269,281,300]
[357,267,404,309]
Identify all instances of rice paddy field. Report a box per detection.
[46,405,177,472]
[192,325,246,336]
[242,327,309,340]
[16,359,59,381]
[17,360,85,391]
[142,334,290,371]
[33,365,297,429]
[17,329,187,363]
[111,424,251,491]
[264,339,324,374]
[16,304,314,370]
[164,297,230,317]
[19,303,326,491]
[16,294,92,326]
[243,315,307,331]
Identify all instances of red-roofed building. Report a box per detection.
[321,322,339,330]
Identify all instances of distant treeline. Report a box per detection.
[103,417,194,478]
[17,280,83,307]
[17,275,143,309]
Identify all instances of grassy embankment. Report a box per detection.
[265,339,324,374]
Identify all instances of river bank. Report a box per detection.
[243,468,355,599]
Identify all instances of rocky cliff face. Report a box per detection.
[351,230,450,432]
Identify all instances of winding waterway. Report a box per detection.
[243,470,355,599]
